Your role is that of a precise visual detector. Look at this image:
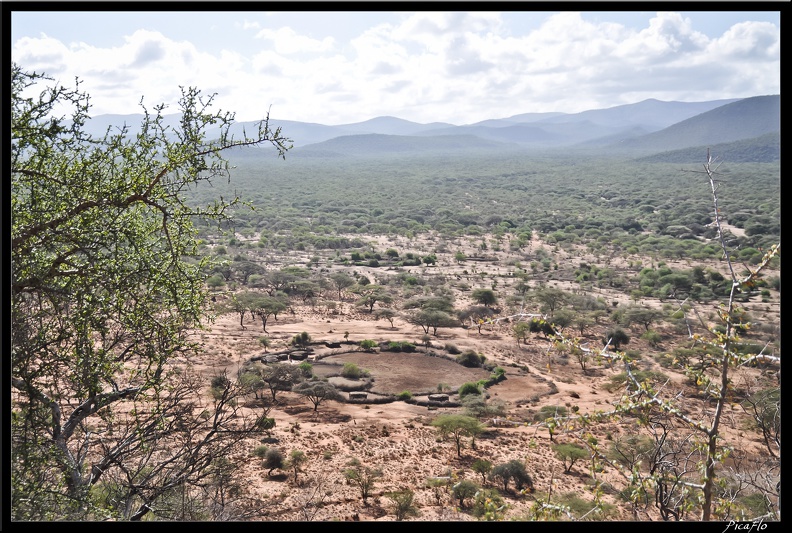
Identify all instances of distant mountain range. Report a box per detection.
[78,95,780,161]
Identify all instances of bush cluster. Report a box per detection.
[384,341,417,353]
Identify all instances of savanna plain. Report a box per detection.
[179,150,780,522]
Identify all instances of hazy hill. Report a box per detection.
[458,98,739,137]
[613,95,780,152]
[633,131,780,164]
[290,133,515,157]
[412,123,565,144]
[388,98,747,148]
[471,111,565,127]
[333,116,456,135]
[413,120,650,147]
[73,95,776,154]
[533,97,740,130]
[260,119,359,147]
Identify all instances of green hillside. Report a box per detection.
[634,132,780,163]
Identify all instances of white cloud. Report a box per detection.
[12,34,71,74]
[709,21,780,59]
[11,11,780,125]
[254,27,335,54]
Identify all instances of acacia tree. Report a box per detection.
[387,489,420,521]
[328,271,356,300]
[351,284,393,312]
[431,414,484,458]
[256,363,303,403]
[452,479,479,508]
[489,459,533,493]
[512,321,531,345]
[292,380,344,411]
[471,288,498,308]
[231,260,265,285]
[225,290,260,329]
[471,459,492,485]
[458,305,496,334]
[249,292,289,333]
[532,286,568,318]
[10,64,291,520]
[373,307,399,328]
[621,305,664,331]
[287,450,308,484]
[405,308,457,336]
[343,458,383,503]
[260,268,301,296]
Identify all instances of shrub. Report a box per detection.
[387,489,419,521]
[489,460,533,493]
[641,329,662,347]
[472,488,507,520]
[341,363,364,379]
[209,374,230,399]
[552,442,589,473]
[603,327,630,349]
[604,370,669,393]
[733,342,766,355]
[533,405,568,422]
[458,382,482,398]
[737,492,774,518]
[386,341,417,353]
[292,331,312,347]
[253,445,269,459]
[206,273,225,288]
[359,339,378,352]
[456,349,484,368]
[397,390,413,401]
[452,479,479,507]
[210,375,230,390]
[556,492,617,520]
[297,361,313,378]
[654,353,675,368]
[462,395,507,418]
[262,447,284,475]
[624,349,643,361]
[490,366,506,381]
[445,343,462,355]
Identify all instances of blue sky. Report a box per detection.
[10,9,781,125]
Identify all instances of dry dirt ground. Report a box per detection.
[179,232,779,522]
[187,319,775,518]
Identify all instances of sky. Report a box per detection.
[9,8,782,126]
